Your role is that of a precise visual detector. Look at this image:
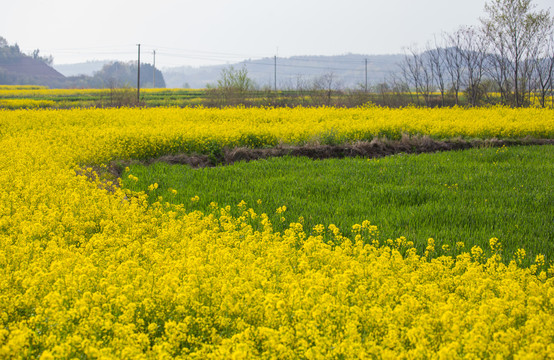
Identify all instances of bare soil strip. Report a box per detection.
[107,136,554,179]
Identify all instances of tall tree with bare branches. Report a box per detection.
[481,0,553,106]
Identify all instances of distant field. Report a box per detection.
[0,86,327,108]
[2,85,542,109]
[0,86,359,108]
[123,145,554,263]
[0,87,207,108]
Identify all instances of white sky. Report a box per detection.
[1,0,552,68]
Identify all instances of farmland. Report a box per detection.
[123,146,554,264]
[1,105,554,358]
[0,87,207,108]
[1,85,539,109]
[0,86,404,109]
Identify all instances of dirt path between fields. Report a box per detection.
[107,136,554,179]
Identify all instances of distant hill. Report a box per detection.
[54,60,111,77]
[0,37,167,89]
[0,39,66,87]
[1,35,401,90]
[163,54,404,89]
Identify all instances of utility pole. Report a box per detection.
[153,50,156,88]
[274,55,277,92]
[137,44,141,103]
[365,58,368,93]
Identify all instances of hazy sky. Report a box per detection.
[2,0,552,68]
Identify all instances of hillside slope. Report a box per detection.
[0,42,66,86]
[163,54,403,89]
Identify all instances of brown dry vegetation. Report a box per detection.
[106,136,554,179]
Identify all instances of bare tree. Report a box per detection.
[444,31,466,105]
[375,81,390,106]
[401,46,434,106]
[401,48,421,105]
[312,72,339,106]
[294,74,310,106]
[420,54,435,107]
[481,0,554,106]
[458,26,488,106]
[427,37,447,106]
[485,39,513,104]
[533,35,554,107]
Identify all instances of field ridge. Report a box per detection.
[108,136,554,175]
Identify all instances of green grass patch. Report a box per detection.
[122,145,554,262]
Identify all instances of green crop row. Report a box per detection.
[122,145,554,264]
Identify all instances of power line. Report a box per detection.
[241,61,362,72]
[147,44,371,65]
[12,43,383,89]
[159,55,368,78]
[153,50,156,88]
[365,58,368,92]
[27,43,376,73]
[142,44,271,59]
[279,56,371,64]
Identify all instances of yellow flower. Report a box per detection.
[535,254,545,267]
[1,105,553,359]
[471,245,484,261]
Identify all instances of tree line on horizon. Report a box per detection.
[67,62,166,89]
[205,0,553,108]
[393,0,554,108]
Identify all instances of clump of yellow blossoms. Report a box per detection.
[0,107,553,358]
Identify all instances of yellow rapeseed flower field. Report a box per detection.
[0,99,56,109]
[1,106,554,358]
